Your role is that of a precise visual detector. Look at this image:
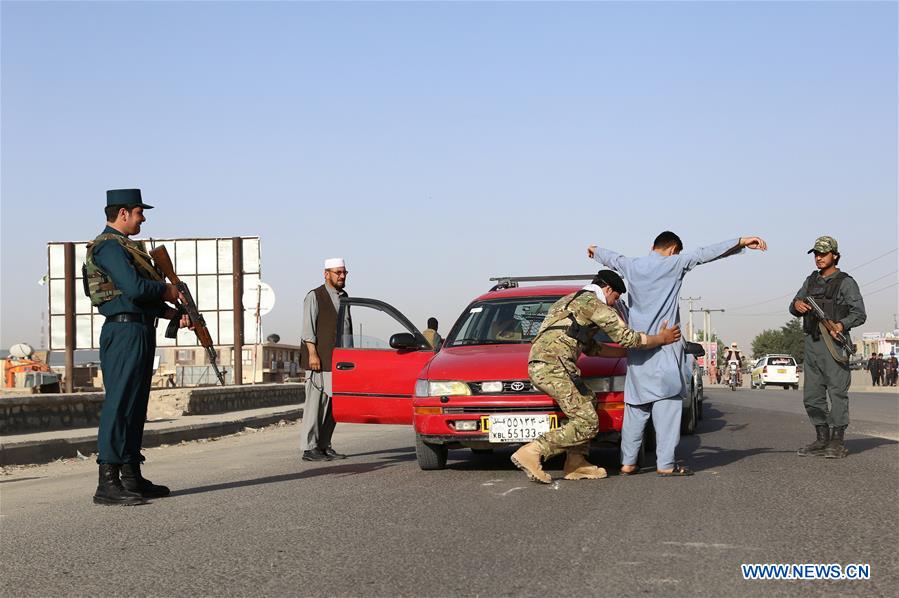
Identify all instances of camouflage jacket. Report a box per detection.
[528,290,645,366]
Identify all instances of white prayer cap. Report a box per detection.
[324,257,346,269]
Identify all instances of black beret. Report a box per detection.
[593,269,626,294]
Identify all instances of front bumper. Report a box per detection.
[412,391,626,441]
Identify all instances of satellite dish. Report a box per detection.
[266,334,281,344]
[242,281,276,316]
[9,343,34,359]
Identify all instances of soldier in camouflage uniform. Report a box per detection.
[511,270,681,484]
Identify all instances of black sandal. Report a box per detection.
[657,465,694,477]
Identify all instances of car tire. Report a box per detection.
[635,440,647,470]
[644,423,657,451]
[759,383,766,390]
[471,448,493,456]
[696,398,704,421]
[415,434,448,470]
[681,392,697,435]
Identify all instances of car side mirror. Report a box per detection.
[684,342,705,357]
[390,332,422,351]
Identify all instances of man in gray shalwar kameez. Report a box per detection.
[299,257,353,462]
[589,232,767,475]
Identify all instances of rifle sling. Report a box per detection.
[818,322,849,366]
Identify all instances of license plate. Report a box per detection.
[777,369,786,374]
[482,414,557,443]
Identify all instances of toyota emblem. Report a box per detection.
[510,381,525,392]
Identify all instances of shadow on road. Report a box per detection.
[843,436,898,454]
[169,451,416,497]
[0,476,45,484]
[345,447,414,459]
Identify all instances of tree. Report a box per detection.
[780,318,805,363]
[751,318,806,363]
[752,329,783,359]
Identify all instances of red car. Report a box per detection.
[332,276,698,470]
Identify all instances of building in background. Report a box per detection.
[860,331,899,359]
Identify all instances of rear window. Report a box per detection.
[767,356,796,367]
[446,297,559,347]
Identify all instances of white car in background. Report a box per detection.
[750,354,800,390]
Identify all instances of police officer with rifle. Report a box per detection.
[790,236,866,459]
[84,189,192,505]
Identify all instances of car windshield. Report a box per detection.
[446,297,560,346]
[446,294,629,347]
[767,356,796,366]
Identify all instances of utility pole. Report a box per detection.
[691,308,725,382]
[680,297,701,341]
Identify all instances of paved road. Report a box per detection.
[705,386,898,440]
[1,391,896,597]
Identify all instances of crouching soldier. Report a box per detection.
[511,270,681,483]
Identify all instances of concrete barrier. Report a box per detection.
[0,384,304,435]
[0,393,105,435]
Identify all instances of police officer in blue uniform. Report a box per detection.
[84,189,187,505]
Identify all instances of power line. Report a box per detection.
[865,282,898,297]
[859,271,898,287]
[726,248,898,312]
[845,248,898,272]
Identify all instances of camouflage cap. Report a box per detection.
[807,235,838,254]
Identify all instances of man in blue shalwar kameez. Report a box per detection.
[588,231,767,476]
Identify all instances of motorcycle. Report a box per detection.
[728,363,739,391]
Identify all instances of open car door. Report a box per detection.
[331,297,435,424]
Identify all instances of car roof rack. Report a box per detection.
[488,274,595,291]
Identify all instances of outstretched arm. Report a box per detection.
[680,236,767,271]
[587,245,629,274]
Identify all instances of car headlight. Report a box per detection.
[583,375,627,393]
[583,377,611,392]
[415,380,472,397]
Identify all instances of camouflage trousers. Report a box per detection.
[528,360,598,459]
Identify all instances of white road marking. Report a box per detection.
[500,487,523,496]
[661,541,746,550]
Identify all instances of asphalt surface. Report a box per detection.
[1,389,896,597]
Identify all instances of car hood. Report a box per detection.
[424,344,625,380]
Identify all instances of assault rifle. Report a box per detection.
[804,296,856,357]
[150,246,227,386]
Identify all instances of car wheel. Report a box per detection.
[644,422,657,451]
[635,440,647,470]
[681,392,697,435]
[696,398,704,421]
[759,383,766,390]
[415,434,448,470]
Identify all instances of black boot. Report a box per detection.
[797,425,830,457]
[302,448,331,462]
[824,426,849,459]
[322,446,347,460]
[93,464,146,506]
[121,463,171,498]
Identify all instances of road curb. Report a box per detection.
[0,407,302,466]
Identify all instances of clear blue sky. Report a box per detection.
[2,1,896,352]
